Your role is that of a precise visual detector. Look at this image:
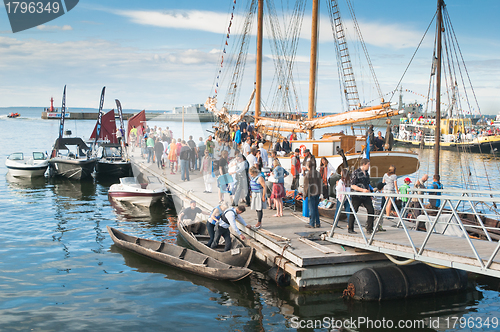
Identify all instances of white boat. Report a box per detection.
[5,152,49,177]
[108,176,166,207]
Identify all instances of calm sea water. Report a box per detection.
[1,107,500,331]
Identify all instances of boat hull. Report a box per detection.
[48,158,96,180]
[108,190,164,206]
[96,160,133,178]
[394,137,500,154]
[107,226,252,281]
[177,220,254,267]
[278,150,419,179]
[6,162,48,177]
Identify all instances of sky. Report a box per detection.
[0,0,499,114]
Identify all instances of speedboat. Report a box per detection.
[95,143,132,178]
[48,137,97,180]
[108,176,166,207]
[7,112,20,118]
[5,152,49,177]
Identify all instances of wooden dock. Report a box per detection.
[128,150,394,291]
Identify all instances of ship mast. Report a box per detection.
[255,0,264,122]
[307,0,319,139]
[434,0,443,177]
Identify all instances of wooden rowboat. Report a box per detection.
[177,219,254,267]
[107,226,252,281]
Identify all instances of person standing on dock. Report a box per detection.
[290,148,301,190]
[217,150,229,202]
[409,174,428,218]
[187,136,197,172]
[211,205,251,251]
[304,160,322,228]
[249,166,267,229]
[168,139,178,174]
[334,168,351,222]
[201,150,213,193]
[429,174,443,209]
[382,165,398,217]
[129,126,137,152]
[196,137,205,171]
[230,154,249,207]
[348,158,375,234]
[242,137,251,156]
[179,140,191,181]
[206,135,215,158]
[246,147,257,169]
[146,135,155,163]
[271,159,288,217]
[258,143,269,167]
[154,137,164,168]
[301,149,315,176]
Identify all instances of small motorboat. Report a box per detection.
[48,137,97,180]
[7,112,20,118]
[107,226,252,281]
[5,152,49,177]
[108,176,166,207]
[95,143,132,178]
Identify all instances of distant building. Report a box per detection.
[172,104,208,114]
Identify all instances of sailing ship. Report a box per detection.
[48,86,96,180]
[395,116,500,153]
[205,0,419,178]
[392,0,500,155]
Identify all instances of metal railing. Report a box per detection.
[327,188,500,277]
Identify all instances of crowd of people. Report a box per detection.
[141,120,445,247]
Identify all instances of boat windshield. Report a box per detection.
[103,146,122,158]
[33,152,46,160]
[8,153,23,160]
[120,177,139,185]
[147,176,161,184]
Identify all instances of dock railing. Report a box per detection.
[327,187,500,277]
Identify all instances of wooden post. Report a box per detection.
[307,0,319,139]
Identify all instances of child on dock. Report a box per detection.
[399,177,412,214]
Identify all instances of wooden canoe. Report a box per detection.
[107,226,252,281]
[177,219,254,268]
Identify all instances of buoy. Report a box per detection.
[345,263,468,301]
[268,266,290,287]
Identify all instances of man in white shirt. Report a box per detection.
[211,205,251,251]
[246,147,257,169]
[242,137,251,156]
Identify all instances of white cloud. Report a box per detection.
[37,25,73,31]
[0,36,220,109]
[115,9,424,50]
[116,9,229,34]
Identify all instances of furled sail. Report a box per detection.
[256,103,401,132]
[205,88,256,127]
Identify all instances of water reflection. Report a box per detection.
[48,177,96,200]
[410,148,500,190]
[5,172,48,190]
[109,244,275,331]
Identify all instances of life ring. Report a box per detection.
[299,144,307,157]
